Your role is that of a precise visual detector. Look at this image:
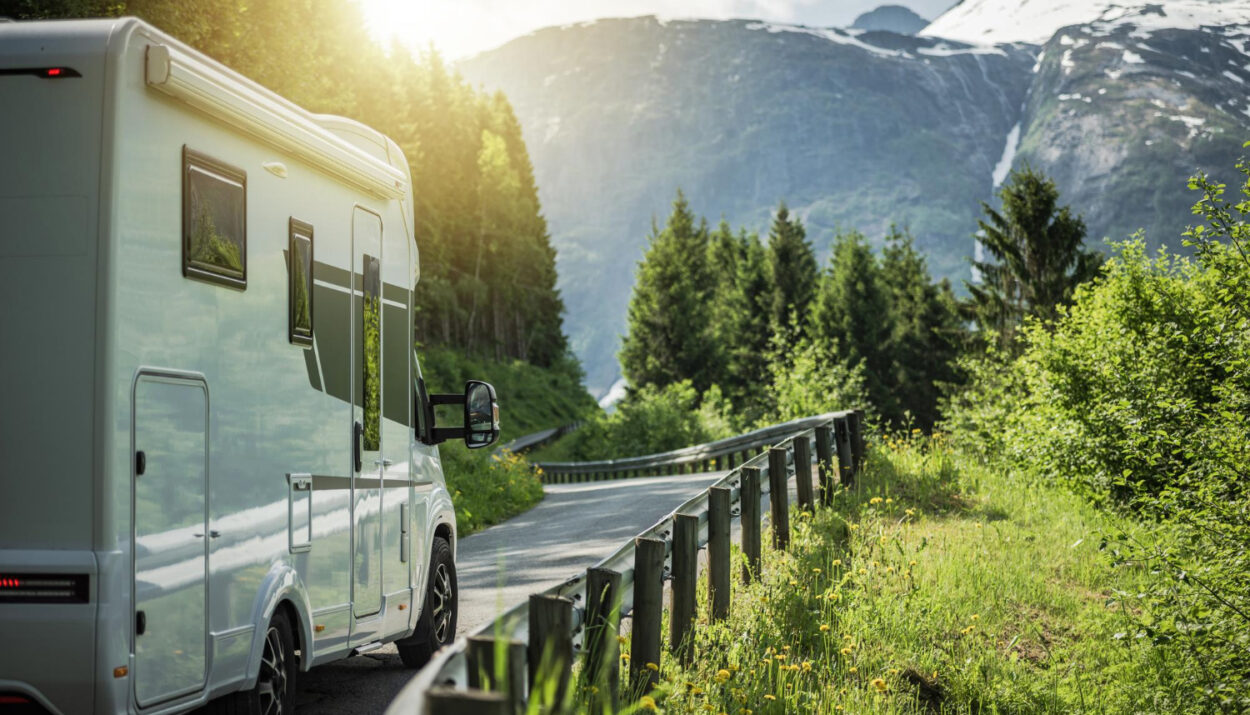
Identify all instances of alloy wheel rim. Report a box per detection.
[258,625,288,715]
[432,562,454,643]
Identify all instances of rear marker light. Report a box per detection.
[0,66,82,79]
[0,573,88,603]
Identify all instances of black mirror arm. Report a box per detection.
[429,393,466,407]
[431,427,466,443]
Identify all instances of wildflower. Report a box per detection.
[801,661,812,672]
[885,498,893,505]
[618,635,628,645]
[820,624,831,632]
[621,653,630,662]
[975,522,982,529]
[640,696,657,711]
[909,560,917,567]
[715,669,731,683]
[764,695,776,701]
[871,678,889,692]
[775,654,786,660]
[836,706,844,712]
[812,568,822,574]
[971,614,979,621]
[886,566,894,574]
[870,497,883,505]
[832,559,842,566]
[858,568,867,576]
[840,647,853,655]
[889,668,900,675]
[789,579,798,586]
[646,662,659,671]
[905,508,915,517]
[848,667,858,674]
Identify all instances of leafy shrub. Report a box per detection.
[440,445,544,536]
[758,339,869,427]
[565,380,734,460]
[942,151,1250,708]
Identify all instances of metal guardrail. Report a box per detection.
[495,421,581,456]
[534,413,845,482]
[386,409,863,714]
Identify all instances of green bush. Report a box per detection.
[563,380,735,460]
[440,445,544,536]
[941,151,1250,708]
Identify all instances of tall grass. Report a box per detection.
[617,436,1188,713]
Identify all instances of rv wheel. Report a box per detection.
[398,536,457,668]
[210,611,297,714]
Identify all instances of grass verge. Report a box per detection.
[618,435,1180,714]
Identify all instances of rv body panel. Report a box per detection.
[0,17,456,714]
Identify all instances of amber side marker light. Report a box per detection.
[314,624,325,633]
[113,666,128,679]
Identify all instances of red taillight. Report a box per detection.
[45,68,62,77]
[0,577,20,588]
[0,694,32,704]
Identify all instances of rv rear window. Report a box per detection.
[289,219,314,346]
[182,147,247,289]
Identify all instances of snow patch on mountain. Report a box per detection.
[922,0,1250,45]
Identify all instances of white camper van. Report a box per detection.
[0,17,499,715]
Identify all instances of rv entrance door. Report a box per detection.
[353,207,384,619]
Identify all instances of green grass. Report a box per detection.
[420,347,598,535]
[617,435,1180,714]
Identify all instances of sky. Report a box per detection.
[356,0,961,60]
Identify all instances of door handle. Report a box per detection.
[354,421,363,473]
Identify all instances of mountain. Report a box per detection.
[459,7,1250,396]
[852,5,929,34]
[922,0,1250,44]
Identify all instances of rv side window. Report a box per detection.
[289,218,314,346]
[182,146,247,289]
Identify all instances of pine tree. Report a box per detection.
[810,230,896,421]
[879,227,964,429]
[968,166,1102,350]
[766,202,819,337]
[619,190,719,392]
[720,232,776,420]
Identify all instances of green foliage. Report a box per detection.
[623,437,1182,713]
[766,202,818,341]
[620,191,720,393]
[942,150,1250,709]
[439,446,543,536]
[564,380,734,460]
[811,230,896,421]
[711,229,776,423]
[967,166,1102,351]
[758,339,868,426]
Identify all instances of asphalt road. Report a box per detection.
[293,471,724,714]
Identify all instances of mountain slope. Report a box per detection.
[461,9,1250,395]
[852,5,929,34]
[922,0,1250,45]
[460,17,1035,393]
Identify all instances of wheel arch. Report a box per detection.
[242,563,315,683]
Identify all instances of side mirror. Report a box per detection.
[463,380,499,449]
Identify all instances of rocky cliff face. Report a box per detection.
[459,11,1250,395]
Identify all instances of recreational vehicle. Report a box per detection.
[0,17,498,714]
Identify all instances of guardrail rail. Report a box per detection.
[388,408,865,714]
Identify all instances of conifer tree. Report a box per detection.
[880,227,963,429]
[766,202,819,337]
[619,190,718,392]
[968,166,1102,350]
[810,230,896,420]
[720,232,776,420]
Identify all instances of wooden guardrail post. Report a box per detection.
[527,595,573,709]
[793,436,813,511]
[835,416,854,487]
[631,537,665,695]
[815,425,835,507]
[585,567,621,712]
[768,446,791,550]
[850,409,866,471]
[740,466,761,583]
[708,487,731,620]
[670,514,698,662]
[466,636,526,715]
[426,687,508,715]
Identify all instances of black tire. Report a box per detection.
[397,536,457,668]
[209,611,297,715]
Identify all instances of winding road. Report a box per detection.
[293,471,724,714]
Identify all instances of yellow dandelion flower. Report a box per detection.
[801,661,812,672]
[715,669,731,683]
[975,522,982,529]
[848,666,858,674]
[764,694,777,701]
[618,635,628,645]
[871,678,889,693]
[832,559,842,566]
[971,614,980,621]
[812,568,822,574]
[640,695,657,711]
[886,566,895,573]
[905,508,915,516]
[885,498,893,505]
[909,560,917,567]
[840,647,853,655]
[820,624,831,632]
[621,653,630,662]
[870,497,883,505]
[646,662,659,671]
